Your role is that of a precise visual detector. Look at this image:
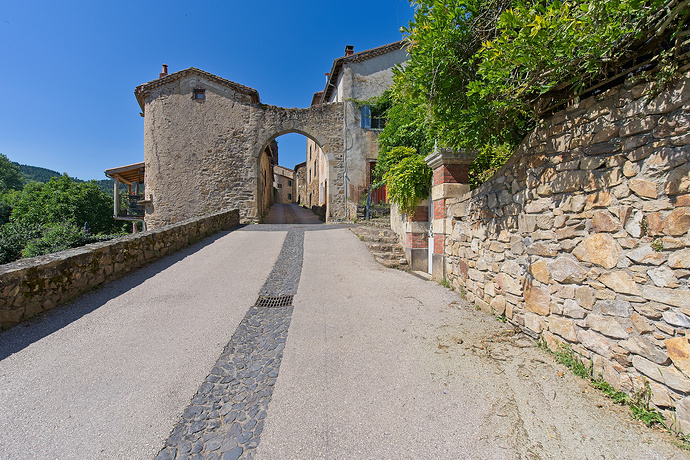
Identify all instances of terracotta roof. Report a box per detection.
[134,67,260,111]
[321,41,406,103]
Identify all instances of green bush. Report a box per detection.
[21,222,88,258]
[385,154,432,215]
[0,222,42,264]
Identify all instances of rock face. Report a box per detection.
[440,71,690,432]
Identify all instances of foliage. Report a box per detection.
[469,142,514,188]
[472,0,671,118]
[373,146,418,186]
[15,162,113,195]
[385,154,432,215]
[390,0,688,188]
[0,154,24,193]
[376,92,434,172]
[9,174,117,234]
[550,342,669,431]
[0,222,42,265]
[21,222,88,258]
[15,162,61,184]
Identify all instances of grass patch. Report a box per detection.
[546,342,682,444]
[440,278,451,289]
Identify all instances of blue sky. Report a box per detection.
[0,1,415,180]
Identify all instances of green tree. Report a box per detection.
[0,154,24,193]
[391,0,684,187]
[9,174,117,234]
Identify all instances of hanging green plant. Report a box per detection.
[384,154,432,216]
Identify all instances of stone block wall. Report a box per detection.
[444,71,690,429]
[0,209,240,331]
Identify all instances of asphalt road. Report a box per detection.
[0,212,686,459]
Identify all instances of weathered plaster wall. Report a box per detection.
[306,138,320,207]
[444,71,690,429]
[273,165,295,204]
[0,209,240,331]
[295,162,306,206]
[259,147,273,217]
[142,72,344,227]
[332,49,408,207]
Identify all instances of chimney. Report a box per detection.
[345,45,354,56]
[159,64,168,79]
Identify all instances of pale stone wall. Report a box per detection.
[306,138,320,207]
[444,71,690,430]
[273,165,295,204]
[328,49,408,212]
[141,70,345,227]
[259,147,273,218]
[295,162,306,205]
[0,209,240,331]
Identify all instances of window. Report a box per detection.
[288,180,292,187]
[361,104,386,130]
[193,88,206,100]
[288,193,292,201]
[277,183,282,188]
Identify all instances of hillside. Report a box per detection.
[14,162,112,195]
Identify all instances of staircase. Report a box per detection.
[350,218,409,270]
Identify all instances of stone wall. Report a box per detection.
[0,209,240,331]
[139,69,344,227]
[443,71,690,430]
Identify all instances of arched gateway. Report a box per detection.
[133,67,345,228]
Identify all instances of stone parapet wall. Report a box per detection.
[0,209,240,331]
[444,71,690,429]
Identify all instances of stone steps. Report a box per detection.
[350,224,408,270]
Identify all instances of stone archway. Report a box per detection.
[250,104,345,222]
[135,68,345,228]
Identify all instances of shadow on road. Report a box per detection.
[0,230,234,362]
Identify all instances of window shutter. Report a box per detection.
[361,105,371,129]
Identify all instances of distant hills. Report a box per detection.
[14,162,113,195]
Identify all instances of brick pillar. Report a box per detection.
[395,200,429,272]
[425,149,476,280]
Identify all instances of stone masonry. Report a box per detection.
[443,70,690,430]
[135,68,345,228]
[0,209,240,331]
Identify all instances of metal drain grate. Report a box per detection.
[255,295,294,308]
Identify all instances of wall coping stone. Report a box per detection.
[0,208,240,330]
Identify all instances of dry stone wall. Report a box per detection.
[0,209,239,331]
[444,70,690,430]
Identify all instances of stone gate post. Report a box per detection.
[425,149,476,281]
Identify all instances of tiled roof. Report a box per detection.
[134,67,260,111]
[321,41,406,103]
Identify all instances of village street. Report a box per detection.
[0,204,685,459]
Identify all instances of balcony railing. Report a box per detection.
[116,194,145,218]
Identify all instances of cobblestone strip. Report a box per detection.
[155,229,304,460]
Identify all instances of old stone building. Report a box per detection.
[307,42,408,216]
[108,41,405,228]
[294,161,306,205]
[273,165,295,204]
[128,66,344,227]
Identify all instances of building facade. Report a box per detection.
[305,42,407,218]
[273,165,296,204]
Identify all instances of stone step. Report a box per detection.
[366,242,399,252]
[350,225,408,270]
[371,251,405,261]
[375,256,409,269]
